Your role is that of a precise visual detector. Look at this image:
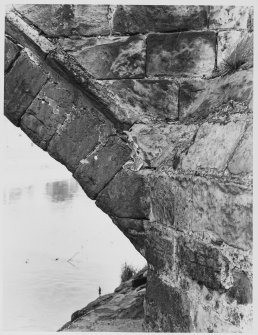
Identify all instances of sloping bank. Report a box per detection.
[58,268,147,332]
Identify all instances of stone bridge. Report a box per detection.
[4,5,253,332]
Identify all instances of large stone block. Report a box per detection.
[99,79,179,124]
[228,125,252,175]
[58,35,146,79]
[209,6,251,30]
[147,31,216,77]
[179,69,253,121]
[145,272,191,332]
[4,51,48,126]
[20,79,114,155]
[14,4,110,37]
[181,118,246,172]
[5,37,20,72]
[113,5,208,34]
[73,136,131,199]
[96,169,149,219]
[150,174,252,250]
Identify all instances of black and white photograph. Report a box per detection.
[1,0,255,333]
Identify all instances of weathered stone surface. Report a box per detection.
[96,169,149,219]
[227,270,252,304]
[177,237,222,290]
[20,78,114,154]
[98,79,179,124]
[147,31,216,77]
[228,125,252,175]
[145,272,191,332]
[209,6,251,30]
[129,123,198,167]
[4,51,48,126]
[113,5,208,34]
[73,136,131,199]
[150,174,252,250]
[14,4,110,37]
[5,37,20,72]
[181,118,246,172]
[58,35,146,79]
[179,69,253,121]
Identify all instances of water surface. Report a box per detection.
[2,120,146,331]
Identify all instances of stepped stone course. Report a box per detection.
[4,5,253,333]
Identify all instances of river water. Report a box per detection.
[1,120,146,331]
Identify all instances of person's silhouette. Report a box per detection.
[98,286,101,296]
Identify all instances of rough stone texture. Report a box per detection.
[97,79,179,124]
[179,69,253,121]
[73,136,131,199]
[181,117,246,172]
[4,50,48,126]
[4,5,253,334]
[228,125,252,175]
[209,6,251,30]
[14,4,110,37]
[96,169,150,219]
[58,35,146,79]
[59,270,147,332]
[150,174,252,251]
[147,31,216,77]
[145,272,192,332]
[113,5,208,34]
[4,37,20,72]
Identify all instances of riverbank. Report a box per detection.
[58,268,147,332]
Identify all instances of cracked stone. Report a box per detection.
[209,6,251,30]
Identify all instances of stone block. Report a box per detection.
[147,31,216,77]
[4,51,48,126]
[59,36,146,79]
[113,5,208,34]
[209,6,251,30]
[181,119,246,172]
[5,37,20,72]
[96,169,149,219]
[129,123,198,168]
[150,174,252,250]
[177,236,222,290]
[73,136,131,199]
[228,125,252,175]
[145,273,191,332]
[179,69,253,121]
[20,79,113,154]
[227,270,252,304]
[100,79,179,124]
[14,4,110,37]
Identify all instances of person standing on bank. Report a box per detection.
[98,286,101,296]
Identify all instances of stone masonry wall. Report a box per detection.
[5,5,253,332]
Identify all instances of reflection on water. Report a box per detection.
[45,180,79,203]
[3,174,146,331]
